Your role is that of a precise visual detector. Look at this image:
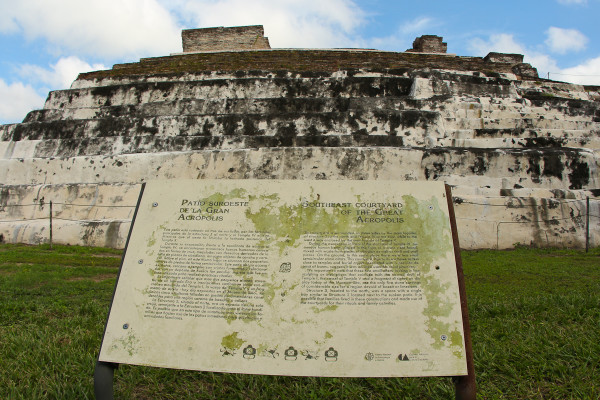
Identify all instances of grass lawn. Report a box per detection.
[0,244,598,399]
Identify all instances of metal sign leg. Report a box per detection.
[453,375,477,400]
[94,361,118,400]
[446,185,477,400]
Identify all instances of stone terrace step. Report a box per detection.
[73,69,412,89]
[445,128,598,140]
[443,117,596,130]
[1,181,593,217]
[0,182,139,222]
[72,67,512,88]
[452,109,596,122]
[449,184,597,199]
[1,190,594,249]
[436,137,600,149]
[5,133,599,160]
[43,76,416,110]
[431,104,594,121]
[44,70,533,112]
[69,68,460,89]
[1,135,411,159]
[78,50,525,82]
[27,95,598,126]
[0,147,596,192]
[25,97,443,123]
[6,118,597,150]
[2,110,443,142]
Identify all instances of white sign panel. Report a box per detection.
[99,179,467,377]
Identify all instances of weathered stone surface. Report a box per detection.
[182,25,270,52]
[1,31,598,249]
[407,35,448,54]
[484,52,524,64]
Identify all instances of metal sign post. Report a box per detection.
[446,185,476,400]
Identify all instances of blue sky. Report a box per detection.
[1,0,599,124]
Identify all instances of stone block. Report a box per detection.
[484,52,524,64]
[182,25,271,52]
[406,35,447,53]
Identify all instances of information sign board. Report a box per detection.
[99,179,468,377]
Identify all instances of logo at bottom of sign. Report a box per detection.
[364,352,392,362]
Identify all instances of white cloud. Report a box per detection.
[469,33,526,55]
[468,33,560,78]
[557,0,587,4]
[171,0,366,48]
[400,17,435,35]
[545,27,588,54]
[0,10,18,33]
[468,32,600,85]
[0,0,181,59]
[0,79,45,123]
[364,34,409,52]
[554,56,600,85]
[362,16,437,52]
[19,57,106,89]
[1,0,367,57]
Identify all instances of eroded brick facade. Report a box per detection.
[407,35,447,53]
[182,25,270,52]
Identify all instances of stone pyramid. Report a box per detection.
[1,26,598,249]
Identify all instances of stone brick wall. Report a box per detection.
[407,35,447,53]
[82,49,538,81]
[182,25,271,52]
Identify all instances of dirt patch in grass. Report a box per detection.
[0,269,16,276]
[0,262,35,266]
[92,253,122,258]
[67,274,116,282]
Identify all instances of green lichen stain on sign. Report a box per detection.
[311,305,339,314]
[147,230,156,247]
[450,328,465,358]
[280,282,299,298]
[223,284,239,324]
[263,273,282,306]
[170,278,179,297]
[201,188,248,210]
[245,190,459,355]
[257,343,268,356]
[221,332,245,350]
[110,329,140,357]
[233,264,252,278]
[147,223,167,249]
[150,255,168,282]
[245,193,357,255]
[223,283,259,324]
[400,195,457,352]
[223,263,261,324]
[392,191,459,354]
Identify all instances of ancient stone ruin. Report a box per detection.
[182,25,271,52]
[0,27,598,249]
[406,35,447,54]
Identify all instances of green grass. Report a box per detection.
[1,244,599,399]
